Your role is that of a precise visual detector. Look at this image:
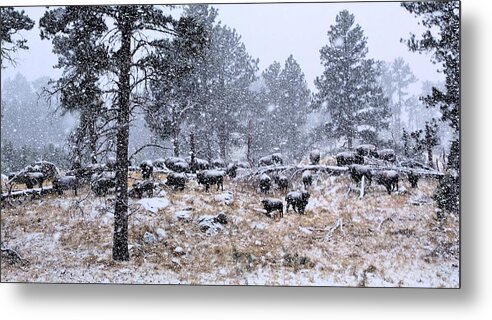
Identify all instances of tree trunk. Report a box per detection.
[173,129,180,157]
[189,131,196,173]
[89,115,98,164]
[427,146,434,168]
[246,119,253,165]
[112,19,132,262]
[347,136,353,149]
[218,125,227,160]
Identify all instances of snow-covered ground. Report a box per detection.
[0,171,459,287]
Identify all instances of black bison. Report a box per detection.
[185,157,210,172]
[152,158,166,170]
[407,170,419,188]
[197,170,225,192]
[273,174,289,191]
[376,149,396,162]
[302,171,313,189]
[309,149,321,165]
[285,191,310,215]
[53,176,78,196]
[211,158,226,169]
[165,157,189,173]
[259,173,272,194]
[91,173,116,196]
[237,161,251,169]
[261,198,284,219]
[9,171,44,190]
[165,172,187,191]
[30,161,60,182]
[226,163,238,178]
[349,165,372,186]
[374,170,399,194]
[106,157,117,171]
[140,160,154,179]
[356,144,377,157]
[258,153,284,166]
[129,180,154,198]
[336,151,364,166]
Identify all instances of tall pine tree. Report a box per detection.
[314,10,389,148]
[402,1,460,214]
[40,5,204,261]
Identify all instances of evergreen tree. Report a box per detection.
[0,7,34,67]
[40,5,204,261]
[261,55,310,160]
[314,10,389,148]
[379,58,417,138]
[402,1,460,214]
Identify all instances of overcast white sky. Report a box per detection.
[2,2,444,93]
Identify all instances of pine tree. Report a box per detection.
[40,5,203,261]
[314,10,389,148]
[261,55,310,160]
[379,58,417,138]
[402,1,460,214]
[0,7,34,67]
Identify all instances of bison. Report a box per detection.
[140,160,154,179]
[165,172,187,191]
[197,170,225,192]
[129,180,154,198]
[356,144,377,157]
[285,191,310,215]
[261,198,284,219]
[273,174,289,191]
[53,176,78,196]
[375,149,396,162]
[165,157,189,173]
[349,165,372,186]
[309,149,321,165]
[407,170,419,188]
[259,173,272,194]
[374,170,399,194]
[226,163,238,178]
[336,151,364,166]
[302,171,313,189]
[258,153,284,167]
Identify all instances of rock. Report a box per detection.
[156,228,166,240]
[138,197,169,213]
[214,192,233,205]
[173,246,185,255]
[197,212,228,235]
[143,231,157,244]
[174,210,192,222]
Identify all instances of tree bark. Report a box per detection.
[189,131,196,173]
[112,17,132,262]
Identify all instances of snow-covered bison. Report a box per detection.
[375,149,396,162]
[197,170,225,192]
[165,172,187,191]
[285,191,310,215]
[336,151,364,166]
[261,198,284,219]
[374,170,399,194]
[53,176,78,196]
[349,164,372,185]
[259,173,272,194]
[258,153,284,166]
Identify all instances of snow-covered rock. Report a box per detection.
[156,228,166,241]
[143,231,157,244]
[138,197,169,213]
[214,192,233,205]
[197,212,228,235]
[174,210,192,221]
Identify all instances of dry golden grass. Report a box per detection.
[1,171,459,287]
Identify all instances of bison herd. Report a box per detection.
[2,144,429,220]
